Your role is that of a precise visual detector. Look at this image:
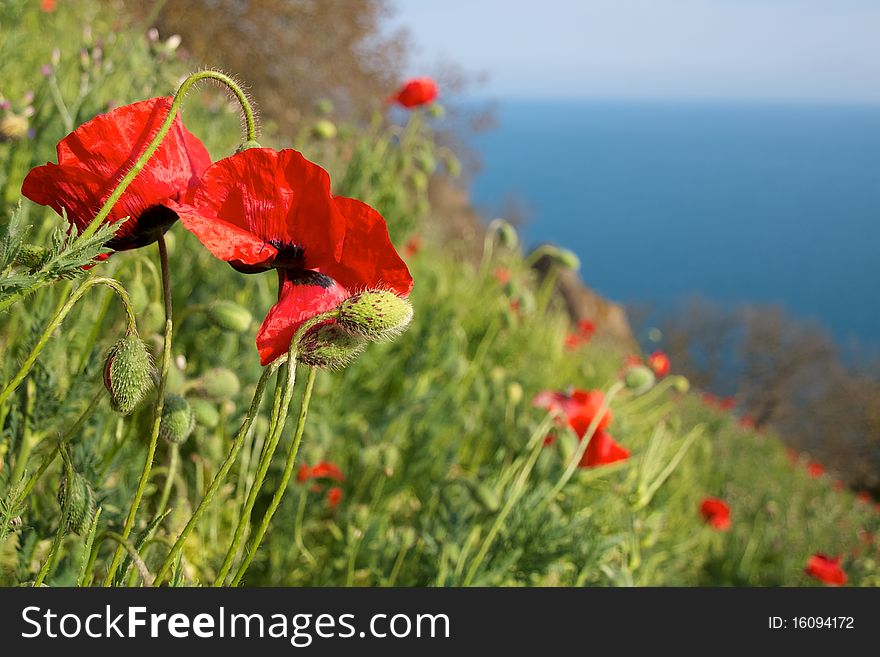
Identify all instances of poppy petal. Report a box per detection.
[319,196,414,295]
[185,148,346,266]
[256,271,349,366]
[22,97,210,250]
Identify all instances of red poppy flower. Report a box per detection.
[699,497,732,531]
[579,429,629,468]
[857,491,872,504]
[327,486,343,510]
[565,318,596,350]
[390,77,438,109]
[738,415,755,429]
[718,396,737,411]
[493,268,511,285]
[175,148,413,365]
[804,553,847,586]
[22,97,210,253]
[296,461,345,483]
[40,0,56,12]
[806,461,825,478]
[646,351,670,377]
[533,388,613,437]
[785,448,799,465]
[623,354,643,368]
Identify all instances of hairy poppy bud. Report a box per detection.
[189,398,219,429]
[492,219,518,249]
[57,469,95,535]
[428,103,446,119]
[669,375,690,393]
[103,334,153,414]
[624,365,655,394]
[159,394,194,444]
[311,119,337,140]
[336,290,413,341]
[13,244,50,270]
[200,368,240,399]
[0,113,28,141]
[206,300,252,332]
[298,321,366,370]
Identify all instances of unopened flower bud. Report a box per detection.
[624,365,655,394]
[207,300,252,332]
[491,219,518,249]
[200,368,240,399]
[311,118,337,140]
[159,394,194,444]
[0,113,28,141]
[298,321,366,370]
[507,382,524,406]
[415,151,437,173]
[13,244,50,270]
[428,103,446,119]
[410,170,429,192]
[103,335,153,414]
[189,398,220,429]
[669,375,690,393]
[443,151,461,177]
[336,290,413,341]
[57,468,95,535]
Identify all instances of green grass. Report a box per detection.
[1,0,878,587]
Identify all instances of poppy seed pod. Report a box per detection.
[336,290,413,341]
[57,469,95,535]
[311,119,337,140]
[207,300,252,332]
[200,368,241,399]
[624,365,656,394]
[103,334,153,414]
[0,113,28,141]
[298,321,366,370]
[189,397,220,429]
[159,394,194,444]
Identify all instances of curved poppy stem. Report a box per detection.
[213,312,335,586]
[78,69,259,244]
[151,359,283,586]
[103,235,173,586]
[230,367,317,586]
[0,277,137,410]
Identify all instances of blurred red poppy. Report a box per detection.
[404,235,422,258]
[579,429,629,468]
[298,461,345,483]
[390,77,438,108]
[699,497,732,531]
[565,318,595,350]
[646,351,670,377]
[739,415,755,429]
[806,461,825,478]
[23,97,210,253]
[857,491,872,504]
[40,0,56,12]
[327,486,343,509]
[804,553,847,586]
[718,396,737,411]
[493,268,511,285]
[176,148,413,365]
[533,388,613,437]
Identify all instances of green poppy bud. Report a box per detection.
[103,334,153,415]
[0,113,28,141]
[206,300,252,332]
[336,290,413,341]
[200,368,241,399]
[428,103,446,119]
[311,118,337,140]
[410,170,429,192]
[57,468,95,535]
[624,365,656,394]
[298,321,366,370]
[415,151,437,173]
[189,398,219,429]
[507,382,524,406]
[669,375,690,393]
[491,219,518,249]
[443,151,461,177]
[13,244,50,270]
[159,394,194,444]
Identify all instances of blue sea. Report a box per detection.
[469,99,880,353]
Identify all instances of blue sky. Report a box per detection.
[389,0,880,103]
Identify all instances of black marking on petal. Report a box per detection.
[106,204,177,250]
[288,270,335,289]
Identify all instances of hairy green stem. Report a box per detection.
[103,236,173,585]
[231,367,317,586]
[152,360,281,585]
[0,278,137,408]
